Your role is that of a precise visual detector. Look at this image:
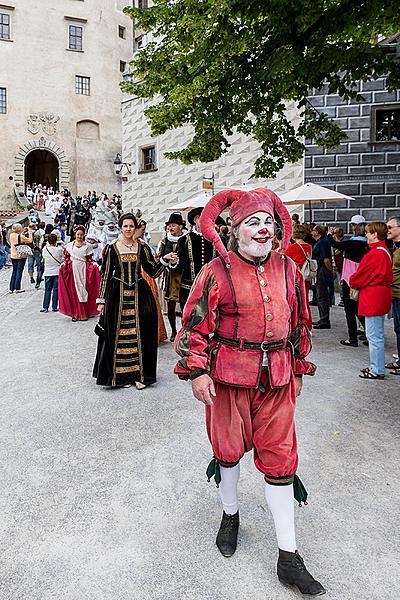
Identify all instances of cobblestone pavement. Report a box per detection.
[0,261,399,600]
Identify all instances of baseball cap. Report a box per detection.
[350,215,366,224]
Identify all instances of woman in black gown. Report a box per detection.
[93,213,177,389]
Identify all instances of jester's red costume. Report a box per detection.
[174,190,314,485]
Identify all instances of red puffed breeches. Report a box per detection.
[205,371,298,480]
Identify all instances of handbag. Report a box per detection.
[15,234,33,259]
[297,242,318,283]
[349,287,359,301]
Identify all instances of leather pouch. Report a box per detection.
[209,342,262,388]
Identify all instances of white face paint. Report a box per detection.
[237,211,275,259]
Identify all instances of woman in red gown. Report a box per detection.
[59,225,100,321]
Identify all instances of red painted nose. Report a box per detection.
[258,228,269,234]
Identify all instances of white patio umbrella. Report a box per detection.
[169,190,214,211]
[279,182,354,222]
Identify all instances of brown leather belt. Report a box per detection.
[213,333,286,352]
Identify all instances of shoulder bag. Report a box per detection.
[15,234,33,259]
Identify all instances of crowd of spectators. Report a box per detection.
[1,189,399,380]
[285,213,400,380]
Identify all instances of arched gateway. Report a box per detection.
[14,137,70,192]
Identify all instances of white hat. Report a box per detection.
[350,214,366,224]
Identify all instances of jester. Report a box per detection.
[174,189,325,596]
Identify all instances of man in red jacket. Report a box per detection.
[174,189,325,596]
[349,221,392,379]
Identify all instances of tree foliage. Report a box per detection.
[122,0,400,178]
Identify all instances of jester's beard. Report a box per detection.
[238,237,273,258]
[237,212,274,258]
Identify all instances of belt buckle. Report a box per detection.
[260,341,270,351]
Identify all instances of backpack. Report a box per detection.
[297,242,318,283]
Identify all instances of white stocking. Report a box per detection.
[218,464,240,515]
[264,482,296,552]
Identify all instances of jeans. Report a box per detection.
[43,275,59,311]
[316,266,332,324]
[365,315,385,375]
[0,244,5,269]
[392,298,400,366]
[28,250,43,285]
[9,258,26,291]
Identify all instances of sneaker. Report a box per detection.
[52,308,59,312]
[338,301,344,307]
[40,308,48,313]
[216,511,239,557]
[30,277,35,284]
[277,549,326,596]
[340,339,358,347]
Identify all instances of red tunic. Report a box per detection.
[349,242,392,317]
[175,250,314,385]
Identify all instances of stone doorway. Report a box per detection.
[14,137,70,195]
[25,149,60,189]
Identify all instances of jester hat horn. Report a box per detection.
[199,188,293,266]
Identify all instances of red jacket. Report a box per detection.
[174,250,315,388]
[349,242,392,316]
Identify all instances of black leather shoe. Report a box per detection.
[216,511,239,557]
[277,550,326,596]
[313,322,331,330]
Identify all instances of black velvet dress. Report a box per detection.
[93,241,165,387]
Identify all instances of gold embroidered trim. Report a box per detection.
[116,347,136,354]
[121,253,137,262]
[122,309,136,316]
[115,365,140,373]
[123,290,135,297]
[119,328,137,335]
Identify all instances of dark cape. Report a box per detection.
[176,231,216,308]
[93,241,164,387]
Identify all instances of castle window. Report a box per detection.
[0,12,10,40]
[75,75,90,95]
[69,24,83,50]
[371,105,400,142]
[0,87,6,113]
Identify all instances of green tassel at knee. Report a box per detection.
[206,457,221,488]
[293,474,308,507]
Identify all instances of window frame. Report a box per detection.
[118,25,126,39]
[0,87,6,114]
[138,144,157,173]
[75,75,90,96]
[370,103,400,144]
[68,23,83,51]
[0,10,11,41]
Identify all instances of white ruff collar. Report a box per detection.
[167,232,183,243]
